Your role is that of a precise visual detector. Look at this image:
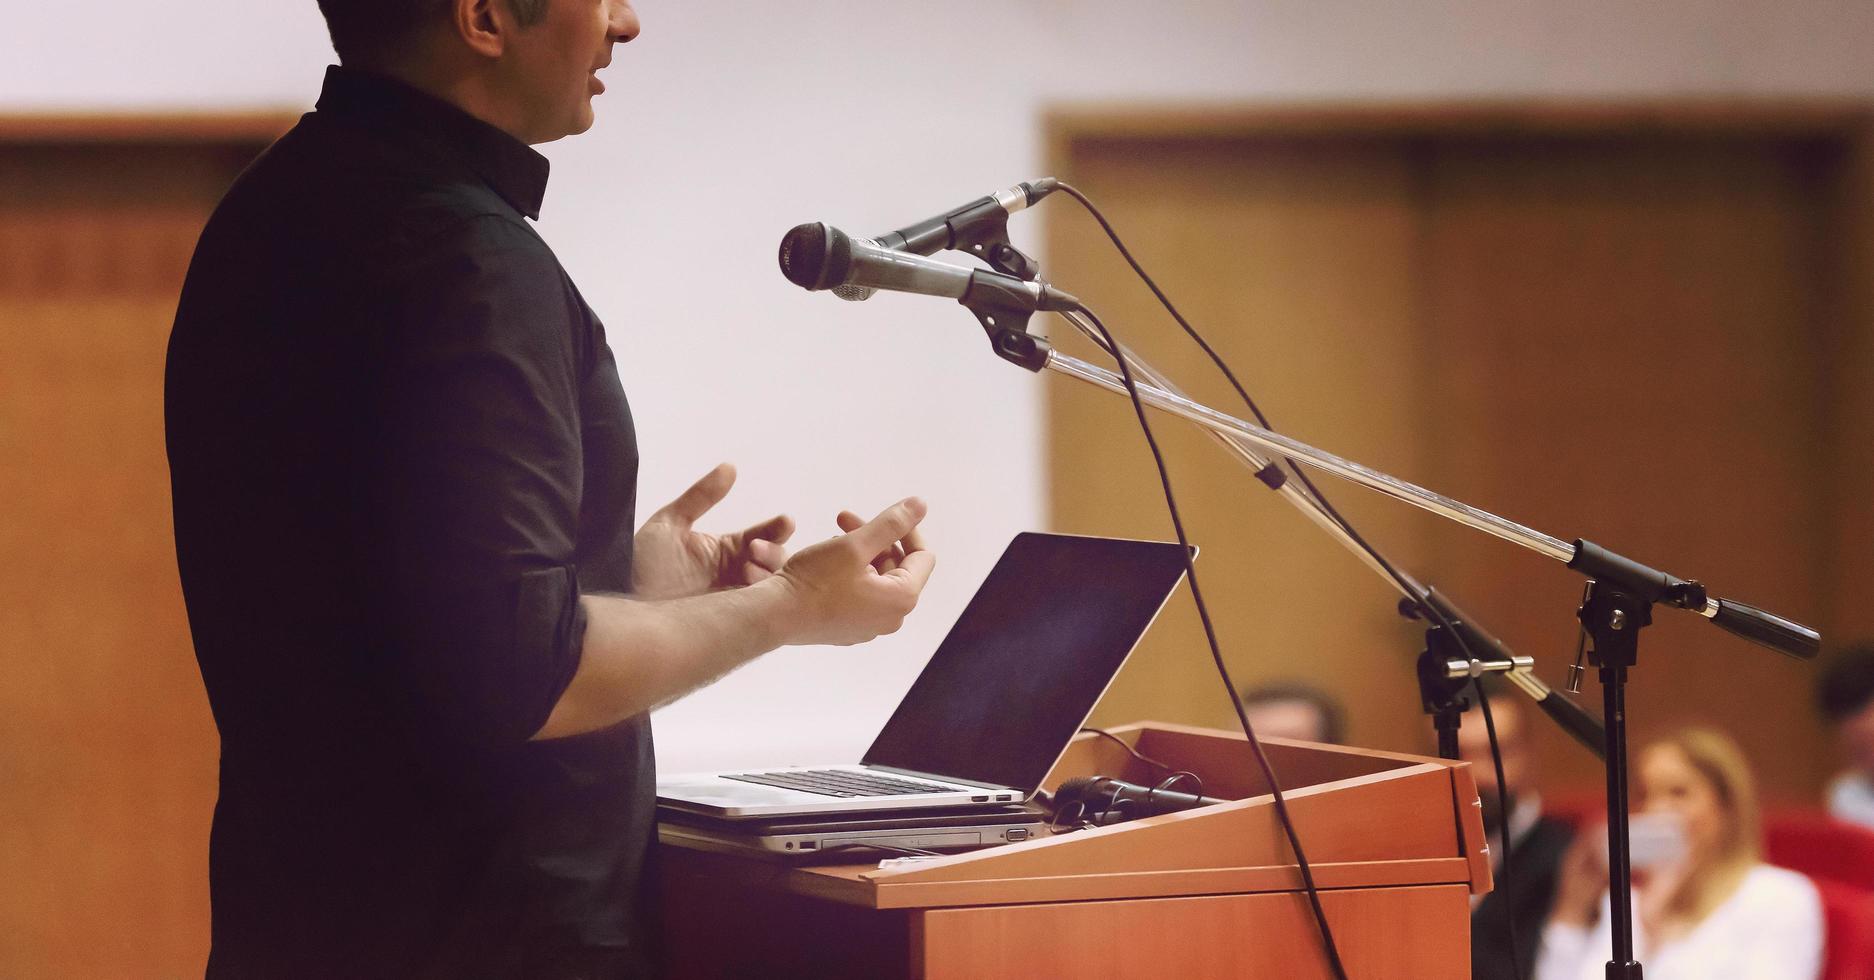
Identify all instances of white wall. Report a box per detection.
[8,0,1872,771]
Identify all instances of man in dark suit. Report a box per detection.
[1462,695,1576,980]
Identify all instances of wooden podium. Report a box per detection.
[654,722,1490,979]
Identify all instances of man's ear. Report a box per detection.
[451,0,508,59]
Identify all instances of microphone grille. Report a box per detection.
[1053,776,1102,804]
[778,222,853,291]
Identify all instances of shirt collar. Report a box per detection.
[314,64,551,220]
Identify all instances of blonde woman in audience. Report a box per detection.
[1536,728,1823,980]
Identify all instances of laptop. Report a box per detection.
[655,531,1192,820]
[658,805,1050,859]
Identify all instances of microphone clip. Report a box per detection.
[954,212,1041,282]
[960,273,1054,373]
[912,189,1043,283]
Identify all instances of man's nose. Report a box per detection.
[609,1,641,43]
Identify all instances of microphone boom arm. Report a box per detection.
[1056,312,1436,600]
[1038,334,1820,662]
[1051,310,1604,758]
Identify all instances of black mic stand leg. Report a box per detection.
[1579,581,1649,980]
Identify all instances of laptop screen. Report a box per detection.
[860,532,1191,793]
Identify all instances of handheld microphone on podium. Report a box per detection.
[778,221,1078,312]
[830,178,1059,302]
[1052,775,1212,823]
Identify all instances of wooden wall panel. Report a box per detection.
[1045,107,1868,804]
[1822,125,1874,643]
[0,122,287,979]
[1415,134,1835,797]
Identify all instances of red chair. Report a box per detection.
[1764,811,1874,980]
[1767,810,1874,891]
[1810,878,1874,980]
[1543,802,1874,890]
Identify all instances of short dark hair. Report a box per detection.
[316,0,549,65]
[1818,643,1874,723]
[1241,682,1348,745]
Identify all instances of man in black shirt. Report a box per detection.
[165,2,935,976]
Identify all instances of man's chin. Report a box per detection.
[566,106,599,138]
[531,109,597,146]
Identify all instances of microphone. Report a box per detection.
[779,222,1079,312]
[832,178,1059,301]
[1052,775,1212,823]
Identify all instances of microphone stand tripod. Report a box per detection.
[961,302,1819,980]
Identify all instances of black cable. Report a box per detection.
[1474,682,1524,980]
[1051,182,1337,524]
[1047,796,1091,833]
[1147,771,1208,806]
[1054,181,1430,604]
[1089,776,1127,828]
[1053,181,1524,980]
[1078,725,1180,774]
[1072,303,1349,980]
[1052,184,1486,661]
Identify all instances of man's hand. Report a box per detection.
[537,495,934,739]
[772,498,935,647]
[632,463,795,600]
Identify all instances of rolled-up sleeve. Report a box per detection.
[363,213,593,749]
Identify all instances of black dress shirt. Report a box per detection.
[166,66,654,979]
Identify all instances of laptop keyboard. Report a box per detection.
[722,769,957,798]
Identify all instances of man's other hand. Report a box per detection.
[773,498,935,646]
[632,463,795,599]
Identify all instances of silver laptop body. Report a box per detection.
[658,807,1049,857]
[656,532,1192,820]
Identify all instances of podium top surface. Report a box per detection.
[657,722,1491,910]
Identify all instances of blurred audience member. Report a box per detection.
[1462,694,1576,980]
[1818,643,1874,829]
[1241,682,1346,744]
[1537,728,1822,980]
